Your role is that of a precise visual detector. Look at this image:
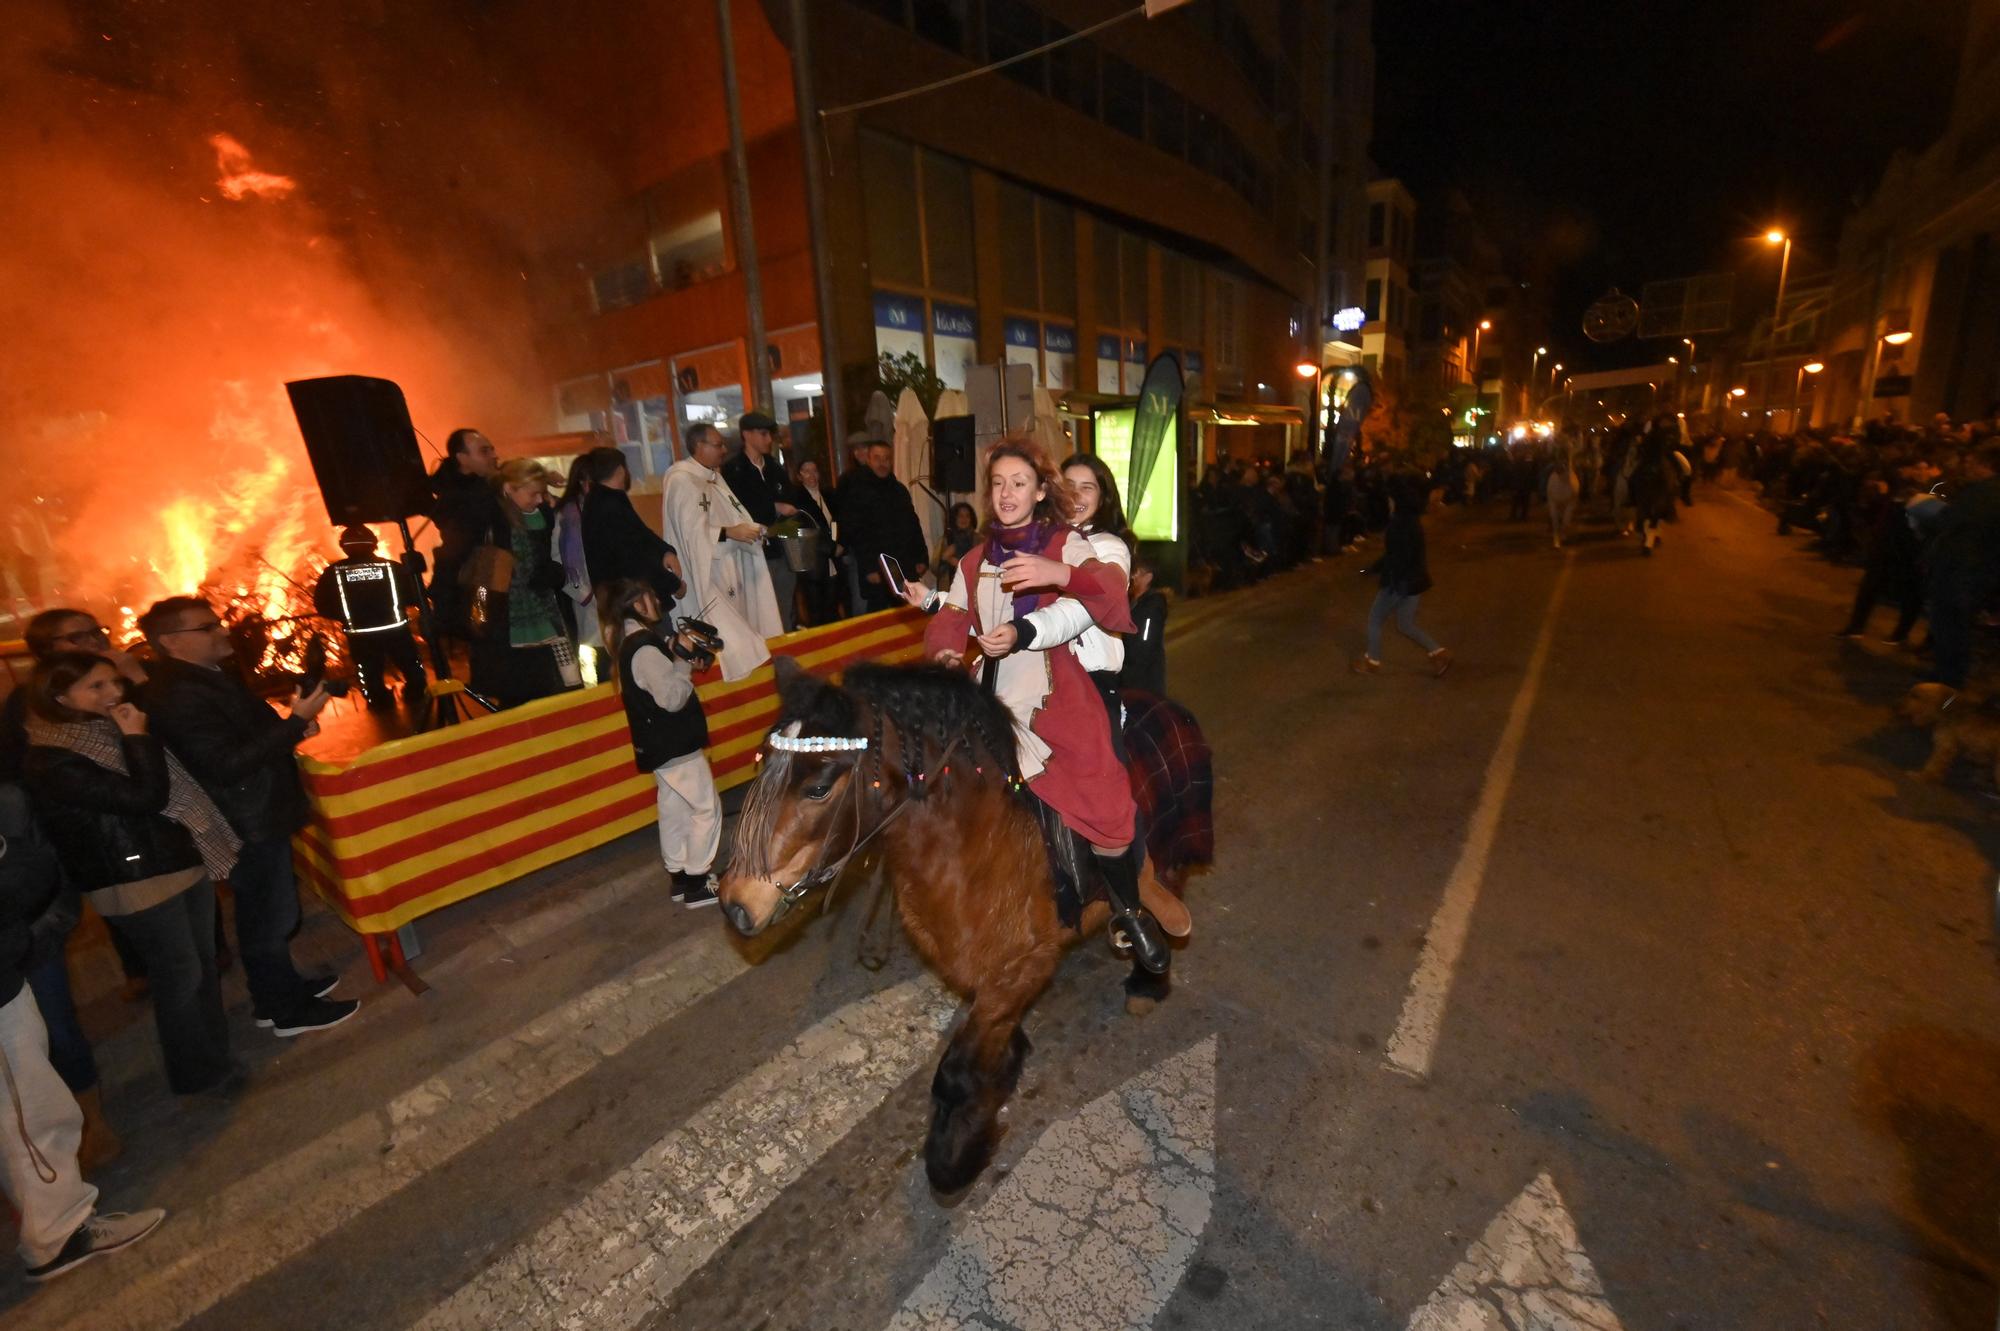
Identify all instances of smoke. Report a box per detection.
[0,0,615,620]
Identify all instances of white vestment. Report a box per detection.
[659,457,783,681]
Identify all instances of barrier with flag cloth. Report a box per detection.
[292,608,927,977]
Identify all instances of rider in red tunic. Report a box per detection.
[922,438,1169,972]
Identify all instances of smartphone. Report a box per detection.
[878,553,909,599]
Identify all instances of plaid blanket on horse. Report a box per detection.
[1122,690,1214,885]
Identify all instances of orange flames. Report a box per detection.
[209,133,296,203]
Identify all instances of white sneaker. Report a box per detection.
[26,1209,166,1282]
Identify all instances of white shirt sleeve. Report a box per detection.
[629,641,694,712]
[1020,530,1120,649]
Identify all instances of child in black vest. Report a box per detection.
[604,580,720,907]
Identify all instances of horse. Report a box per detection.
[717,657,1213,1194]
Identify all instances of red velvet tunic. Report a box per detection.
[923,532,1137,847]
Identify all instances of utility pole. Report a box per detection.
[786,0,847,471]
[718,0,772,415]
[1307,0,1337,463]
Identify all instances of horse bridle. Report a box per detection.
[755,724,971,925]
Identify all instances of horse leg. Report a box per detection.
[1123,961,1172,1016]
[924,947,1058,1193]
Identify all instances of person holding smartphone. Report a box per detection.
[837,437,928,613]
[921,437,1169,975]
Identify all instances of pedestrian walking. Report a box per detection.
[1353,473,1451,677]
[1545,449,1578,549]
[0,780,164,1282]
[605,581,721,908]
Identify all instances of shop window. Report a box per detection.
[1048,24,1097,116]
[555,374,609,434]
[1364,278,1381,322]
[920,150,975,297]
[1367,201,1385,249]
[590,260,652,313]
[912,0,971,54]
[1100,52,1144,139]
[1147,80,1187,158]
[1039,200,1076,316]
[986,0,1046,92]
[1093,219,1123,325]
[860,132,923,288]
[650,209,726,291]
[610,362,673,478]
[998,182,1038,311]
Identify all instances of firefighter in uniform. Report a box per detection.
[313,526,428,709]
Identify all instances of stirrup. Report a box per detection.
[1110,908,1170,975]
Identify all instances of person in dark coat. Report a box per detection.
[0,778,164,1281]
[312,527,427,709]
[721,411,801,632]
[24,653,240,1093]
[1354,472,1451,676]
[426,427,503,638]
[139,597,357,1037]
[1120,559,1169,698]
[1837,465,1928,643]
[580,448,683,608]
[1923,444,2000,688]
[834,436,928,613]
[790,457,841,626]
[472,461,579,707]
[1629,416,1681,554]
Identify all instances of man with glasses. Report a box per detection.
[140,597,357,1037]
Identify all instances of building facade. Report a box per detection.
[1358,177,1415,386]
[492,0,1375,480]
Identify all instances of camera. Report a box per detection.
[298,635,353,699]
[666,616,724,673]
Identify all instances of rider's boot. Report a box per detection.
[1098,849,1170,975]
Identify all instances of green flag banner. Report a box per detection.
[1127,353,1184,537]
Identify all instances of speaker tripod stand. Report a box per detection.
[394,517,498,731]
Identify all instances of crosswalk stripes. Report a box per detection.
[885,1035,1217,1331]
[25,928,749,1331]
[1405,1172,1626,1331]
[414,976,955,1331]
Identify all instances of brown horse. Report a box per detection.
[717,657,1211,1194]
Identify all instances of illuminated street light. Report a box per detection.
[1764,228,1786,244]
[1803,361,1824,374]
[1883,330,1913,346]
[1479,319,1492,330]
[1790,359,1825,431]
[1763,227,1795,421]
[1730,387,1748,398]
[1295,361,1319,378]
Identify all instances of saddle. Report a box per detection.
[1024,795,1192,939]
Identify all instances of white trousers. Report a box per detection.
[655,752,721,875]
[0,988,95,1267]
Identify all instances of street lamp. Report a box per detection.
[1763,228,1794,418]
[1883,329,1914,346]
[1531,346,1547,407]
[1790,359,1824,432]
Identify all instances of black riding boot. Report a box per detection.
[1097,850,1169,976]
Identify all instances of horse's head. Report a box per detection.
[718,657,876,936]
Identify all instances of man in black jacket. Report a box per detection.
[834,435,928,613]
[0,783,164,1282]
[721,411,801,632]
[581,448,682,605]
[426,427,503,638]
[140,597,357,1036]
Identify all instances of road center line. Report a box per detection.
[1385,556,1573,1079]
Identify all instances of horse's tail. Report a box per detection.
[1121,690,1215,885]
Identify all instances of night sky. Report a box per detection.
[1372,0,1969,369]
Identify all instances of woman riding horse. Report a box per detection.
[923,438,1170,973]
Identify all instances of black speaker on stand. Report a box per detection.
[932,414,976,494]
[285,375,496,730]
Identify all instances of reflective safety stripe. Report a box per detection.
[334,561,408,633]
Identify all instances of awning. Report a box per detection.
[1053,392,1304,430]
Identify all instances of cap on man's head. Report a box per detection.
[738,410,778,434]
[338,525,377,551]
[845,429,885,450]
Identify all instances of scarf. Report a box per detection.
[507,507,565,646]
[25,712,242,880]
[984,519,1065,619]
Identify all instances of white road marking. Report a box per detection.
[31,927,749,1331]
[1386,558,1573,1078]
[417,976,955,1331]
[886,1035,1217,1331]
[1406,1171,1626,1331]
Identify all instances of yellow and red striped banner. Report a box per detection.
[293,608,926,936]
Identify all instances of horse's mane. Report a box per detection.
[779,661,1020,784]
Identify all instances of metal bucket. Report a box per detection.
[776,528,821,573]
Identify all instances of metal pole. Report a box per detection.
[1307,0,1336,463]
[786,0,848,472]
[1763,237,1792,423]
[718,0,772,415]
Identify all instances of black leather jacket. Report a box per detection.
[0,783,80,1007]
[23,735,204,894]
[142,657,311,842]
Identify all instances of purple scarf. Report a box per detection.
[984,520,1064,619]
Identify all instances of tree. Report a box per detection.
[876,350,945,419]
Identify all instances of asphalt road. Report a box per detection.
[10,482,2000,1330]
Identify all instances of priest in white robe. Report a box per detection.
[659,422,784,680]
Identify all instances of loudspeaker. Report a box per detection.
[285,375,435,524]
[933,415,976,493]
